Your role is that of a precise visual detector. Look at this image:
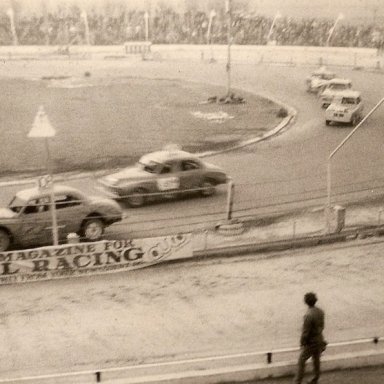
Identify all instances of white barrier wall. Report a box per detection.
[0,44,381,68]
[0,233,192,285]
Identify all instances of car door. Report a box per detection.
[19,197,53,247]
[155,161,181,195]
[179,159,205,193]
[54,193,88,238]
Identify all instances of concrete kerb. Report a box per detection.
[197,96,297,158]
[98,350,384,384]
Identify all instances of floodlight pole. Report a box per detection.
[81,11,90,45]
[226,0,232,97]
[207,10,216,61]
[326,14,343,46]
[267,12,281,43]
[326,97,384,232]
[144,11,149,42]
[6,8,18,46]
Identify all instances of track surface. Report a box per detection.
[1,59,384,239]
[0,56,384,380]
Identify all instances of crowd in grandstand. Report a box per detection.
[0,5,383,50]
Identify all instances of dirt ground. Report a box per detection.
[0,238,383,379]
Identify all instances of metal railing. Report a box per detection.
[0,336,382,383]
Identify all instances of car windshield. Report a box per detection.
[341,98,357,105]
[329,83,350,90]
[8,196,27,213]
[137,160,163,174]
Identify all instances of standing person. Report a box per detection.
[293,292,327,384]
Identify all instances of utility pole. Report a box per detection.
[226,0,232,97]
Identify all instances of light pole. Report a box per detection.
[6,8,18,46]
[28,106,59,246]
[81,10,90,45]
[267,11,282,44]
[326,13,344,47]
[225,0,232,97]
[326,97,384,232]
[144,11,149,42]
[206,9,216,62]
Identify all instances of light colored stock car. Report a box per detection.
[98,149,229,207]
[305,67,336,93]
[325,91,364,126]
[0,185,123,252]
[319,78,353,108]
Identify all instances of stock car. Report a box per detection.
[325,91,364,126]
[98,149,229,207]
[0,185,123,252]
[305,67,336,93]
[319,78,353,108]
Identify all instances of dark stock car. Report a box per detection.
[98,150,229,207]
[0,185,123,252]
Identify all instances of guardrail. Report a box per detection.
[0,336,382,383]
[0,44,381,71]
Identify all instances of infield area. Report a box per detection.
[0,58,282,178]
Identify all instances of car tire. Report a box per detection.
[0,229,11,252]
[325,120,330,126]
[200,180,215,197]
[351,115,359,126]
[82,218,104,241]
[126,188,146,207]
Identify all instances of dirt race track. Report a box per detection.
[0,238,383,379]
[1,56,384,380]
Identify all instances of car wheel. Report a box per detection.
[126,188,146,207]
[82,218,104,241]
[0,229,11,252]
[200,180,215,197]
[351,115,360,126]
[325,120,330,126]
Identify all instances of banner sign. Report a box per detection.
[0,234,192,285]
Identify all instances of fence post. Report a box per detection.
[226,179,235,221]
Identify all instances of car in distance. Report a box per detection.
[319,78,353,108]
[98,149,229,207]
[0,184,123,252]
[305,67,336,93]
[325,91,364,126]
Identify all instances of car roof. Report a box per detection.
[16,184,84,201]
[139,150,198,163]
[335,90,361,98]
[312,67,335,76]
[327,78,352,84]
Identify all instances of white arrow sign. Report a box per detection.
[28,106,56,138]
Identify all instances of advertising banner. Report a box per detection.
[0,233,192,285]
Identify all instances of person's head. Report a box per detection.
[304,292,317,307]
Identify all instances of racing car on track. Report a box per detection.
[305,67,336,93]
[318,78,353,108]
[98,149,229,207]
[0,185,123,252]
[325,90,364,126]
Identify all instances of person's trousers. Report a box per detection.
[293,345,321,384]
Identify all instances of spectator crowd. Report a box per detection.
[0,4,383,51]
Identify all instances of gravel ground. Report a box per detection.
[0,238,383,379]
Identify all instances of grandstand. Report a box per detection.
[0,0,383,50]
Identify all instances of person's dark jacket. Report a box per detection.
[300,306,325,348]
